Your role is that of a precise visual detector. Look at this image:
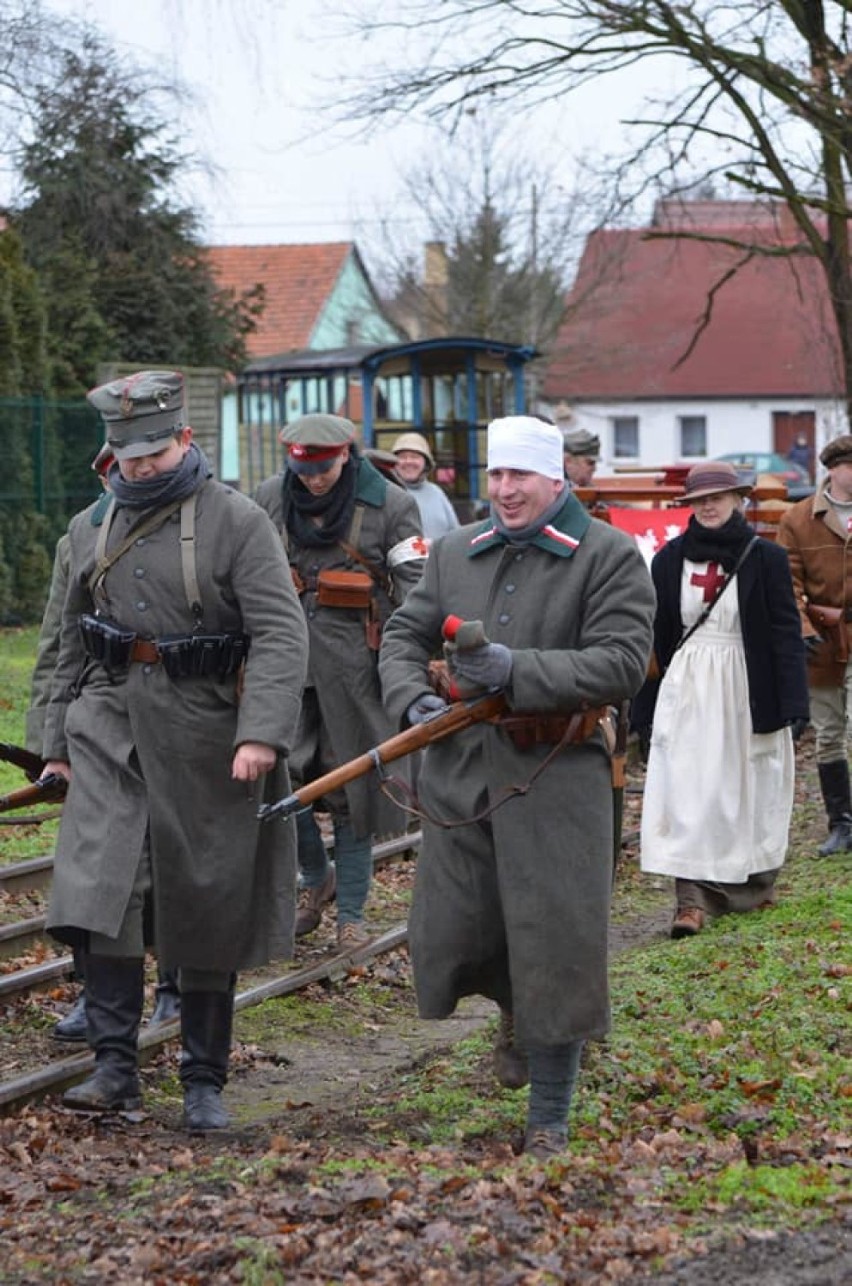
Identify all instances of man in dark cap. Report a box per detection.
[254,413,426,949]
[779,433,852,854]
[562,428,602,489]
[40,370,308,1128]
[28,443,182,1042]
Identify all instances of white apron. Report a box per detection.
[640,560,794,881]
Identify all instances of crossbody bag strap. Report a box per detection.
[339,506,392,596]
[673,535,759,655]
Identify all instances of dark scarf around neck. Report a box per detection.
[681,508,754,572]
[282,453,359,548]
[107,442,212,509]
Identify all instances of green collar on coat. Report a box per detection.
[89,491,113,526]
[355,456,387,507]
[467,488,591,558]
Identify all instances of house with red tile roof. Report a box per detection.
[206,241,403,359]
[540,199,848,478]
[206,241,404,479]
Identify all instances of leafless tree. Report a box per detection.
[335,1,852,419]
[359,115,584,355]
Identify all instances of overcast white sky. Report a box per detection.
[33,0,684,256]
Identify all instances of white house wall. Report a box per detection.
[553,397,848,477]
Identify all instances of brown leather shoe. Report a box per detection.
[670,906,705,939]
[494,1009,529,1089]
[523,1126,567,1159]
[295,864,336,937]
[337,920,372,951]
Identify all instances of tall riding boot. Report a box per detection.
[180,985,235,1130]
[148,966,181,1027]
[817,760,852,855]
[63,954,144,1111]
[53,946,88,1043]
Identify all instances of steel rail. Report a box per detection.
[0,922,409,1114]
[0,832,422,1001]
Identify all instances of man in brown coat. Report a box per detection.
[778,434,852,854]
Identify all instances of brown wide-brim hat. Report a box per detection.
[682,461,752,502]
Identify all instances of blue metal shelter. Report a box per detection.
[236,336,537,500]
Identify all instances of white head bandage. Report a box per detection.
[487,416,564,481]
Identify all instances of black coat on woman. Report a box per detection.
[632,527,809,735]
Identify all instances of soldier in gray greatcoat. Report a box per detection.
[379,415,655,1157]
[28,446,182,1043]
[254,414,425,950]
[41,371,308,1130]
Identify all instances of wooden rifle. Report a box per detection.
[0,741,45,782]
[258,690,507,823]
[0,772,67,814]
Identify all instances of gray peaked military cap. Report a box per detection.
[562,427,601,458]
[280,413,356,475]
[87,370,187,460]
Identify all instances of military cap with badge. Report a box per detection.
[280,413,355,475]
[87,371,186,460]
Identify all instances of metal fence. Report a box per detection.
[0,394,103,518]
[0,395,104,620]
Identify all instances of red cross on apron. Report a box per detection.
[690,561,727,602]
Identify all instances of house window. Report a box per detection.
[679,415,707,457]
[611,416,639,458]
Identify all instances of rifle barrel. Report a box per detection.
[0,742,46,782]
[259,691,506,823]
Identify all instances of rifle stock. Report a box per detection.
[258,690,506,823]
[0,741,45,782]
[0,772,68,814]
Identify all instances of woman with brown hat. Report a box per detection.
[633,461,809,937]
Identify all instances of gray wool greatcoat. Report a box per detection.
[379,492,656,1047]
[42,478,309,973]
[254,457,425,838]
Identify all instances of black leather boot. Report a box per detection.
[180,985,235,1131]
[148,968,181,1027]
[53,946,89,1041]
[53,992,88,1042]
[63,954,144,1111]
[817,760,852,856]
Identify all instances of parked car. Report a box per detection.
[714,451,813,500]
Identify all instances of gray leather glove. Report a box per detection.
[448,641,513,690]
[406,693,450,726]
[805,635,824,657]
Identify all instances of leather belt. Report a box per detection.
[497,705,608,751]
[129,638,160,664]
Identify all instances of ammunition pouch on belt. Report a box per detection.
[78,614,250,680]
[497,705,608,751]
[156,632,250,680]
[78,614,137,669]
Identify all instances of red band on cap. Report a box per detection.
[288,442,347,463]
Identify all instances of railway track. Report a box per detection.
[0,921,410,1114]
[0,830,422,1115]
[0,830,422,1000]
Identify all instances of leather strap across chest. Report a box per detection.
[89,493,202,623]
